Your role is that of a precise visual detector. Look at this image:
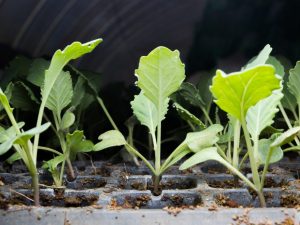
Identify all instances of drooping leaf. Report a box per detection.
[173,103,206,129]
[184,124,223,152]
[42,155,65,170]
[246,92,283,139]
[60,111,75,130]
[244,44,272,70]
[179,147,221,170]
[210,65,281,120]
[94,130,126,151]
[66,130,94,161]
[287,61,300,104]
[258,139,283,165]
[45,71,73,116]
[0,123,50,155]
[135,46,185,108]
[0,122,25,143]
[271,126,300,147]
[131,92,168,136]
[41,39,102,116]
[27,58,50,87]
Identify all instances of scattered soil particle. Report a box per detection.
[215,194,240,208]
[163,205,200,216]
[208,202,218,211]
[131,181,146,191]
[281,194,300,208]
[107,198,122,210]
[208,179,243,189]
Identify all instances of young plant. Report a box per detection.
[0,39,101,205]
[94,46,221,194]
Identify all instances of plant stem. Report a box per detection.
[241,118,265,207]
[233,121,241,168]
[200,105,213,125]
[30,169,40,206]
[38,146,62,155]
[153,174,161,195]
[66,158,75,180]
[96,97,119,131]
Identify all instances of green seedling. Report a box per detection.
[94,46,221,194]
[0,39,101,205]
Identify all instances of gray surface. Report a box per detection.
[0,207,299,225]
[0,0,206,85]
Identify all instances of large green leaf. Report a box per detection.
[246,92,283,139]
[287,61,300,104]
[27,58,50,87]
[210,65,281,120]
[131,92,168,135]
[94,130,126,151]
[282,80,297,113]
[71,76,86,108]
[184,124,223,152]
[244,44,272,70]
[173,103,206,129]
[41,39,102,115]
[135,46,185,108]
[66,130,94,161]
[266,56,285,77]
[258,139,283,165]
[45,71,73,116]
[178,82,204,107]
[0,122,25,143]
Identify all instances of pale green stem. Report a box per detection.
[239,152,249,169]
[200,105,213,125]
[279,103,300,145]
[38,146,62,155]
[232,121,241,168]
[96,97,119,131]
[260,147,275,190]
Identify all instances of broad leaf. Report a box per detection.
[258,139,283,165]
[266,56,285,77]
[6,152,21,164]
[60,111,75,130]
[179,147,221,170]
[282,80,297,113]
[246,92,283,139]
[94,130,126,151]
[244,44,272,70]
[184,124,223,152]
[0,122,25,143]
[71,76,86,108]
[66,130,94,161]
[45,71,73,116]
[27,58,50,87]
[210,65,281,120]
[287,61,300,104]
[271,126,300,147]
[135,46,185,108]
[173,103,206,129]
[42,155,65,171]
[131,92,168,135]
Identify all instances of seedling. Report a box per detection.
[0,39,101,205]
[94,46,221,194]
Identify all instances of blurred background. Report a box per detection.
[0,0,300,85]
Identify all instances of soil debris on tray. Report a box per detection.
[215,194,240,208]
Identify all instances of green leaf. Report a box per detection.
[71,76,86,108]
[131,92,168,135]
[184,124,223,152]
[179,147,222,170]
[66,130,94,161]
[60,111,75,130]
[244,44,272,70]
[173,103,206,129]
[135,46,185,107]
[9,81,39,111]
[266,56,285,77]
[45,71,73,116]
[178,82,204,107]
[0,88,14,115]
[0,122,25,143]
[246,92,283,139]
[94,130,126,151]
[271,126,300,147]
[258,139,283,165]
[6,152,21,164]
[27,58,50,87]
[210,65,281,120]
[41,39,102,116]
[0,123,50,155]
[282,79,297,113]
[42,155,65,170]
[287,61,300,104]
